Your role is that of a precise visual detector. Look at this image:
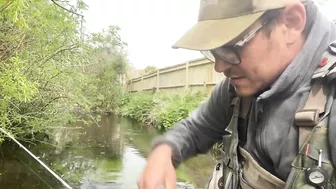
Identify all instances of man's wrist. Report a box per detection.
[151,137,182,168]
[151,143,172,156]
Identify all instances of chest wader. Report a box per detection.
[204,41,336,189]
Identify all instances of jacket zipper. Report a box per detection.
[255,100,268,159]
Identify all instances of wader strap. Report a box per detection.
[239,147,285,189]
[238,97,253,146]
[225,96,241,171]
[221,96,243,189]
[295,79,328,149]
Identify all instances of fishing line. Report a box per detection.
[7,147,53,189]
[0,128,73,189]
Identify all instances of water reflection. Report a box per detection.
[0,114,215,189]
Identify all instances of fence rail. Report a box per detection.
[126,57,226,94]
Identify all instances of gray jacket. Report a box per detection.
[151,6,336,181]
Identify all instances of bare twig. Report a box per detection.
[23,43,72,75]
[0,49,10,60]
[0,0,14,12]
[0,33,26,61]
[55,0,69,2]
[38,45,78,66]
[14,33,27,52]
[40,96,68,112]
[50,0,83,17]
[41,70,64,90]
[24,44,78,75]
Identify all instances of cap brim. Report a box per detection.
[172,11,265,51]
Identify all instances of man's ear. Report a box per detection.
[278,2,306,45]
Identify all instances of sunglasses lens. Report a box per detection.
[214,48,240,64]
[200,51,215,62]
[201,47,240,64]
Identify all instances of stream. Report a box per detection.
[0,114,216,189]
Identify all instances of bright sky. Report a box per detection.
[82,0,336,70]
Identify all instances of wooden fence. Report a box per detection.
[126,57,226,94]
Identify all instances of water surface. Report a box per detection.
[0,114,216,189]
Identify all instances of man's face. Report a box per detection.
[213,22,289,96]
[212,3,306,97]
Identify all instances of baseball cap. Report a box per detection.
[172,0,303,51]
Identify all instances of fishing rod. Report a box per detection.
[0,127,73,189]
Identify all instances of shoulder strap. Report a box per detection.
[295,40,336,167]
[328,85,336,168]
[294,79,328,149]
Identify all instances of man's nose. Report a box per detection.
[214,59,232,73]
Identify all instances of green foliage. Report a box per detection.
[117,91,208,131]
[140,66,158,75]
[82,26,129,113]
[0,0,129,142]
[153,92,207,130]
[117,92,154,124]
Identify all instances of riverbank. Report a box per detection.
[116,91,208,131]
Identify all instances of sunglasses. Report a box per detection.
[200,22,267,65]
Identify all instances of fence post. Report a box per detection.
[141,76,144,91]
[156,69,160,92]
[130,79,133,92]
[185,61,189,90]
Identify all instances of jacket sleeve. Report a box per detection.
[150,78,232,168]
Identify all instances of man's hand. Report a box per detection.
[137,144,177,189]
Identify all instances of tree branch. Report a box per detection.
[0,33,26,61]
[39,45,78,66]
[0,0,14,12]
[38,96,69,113]
[41,70,64,91]
[50,0,84,17]
[22,43,77,77]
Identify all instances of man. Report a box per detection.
[138,0,336,189]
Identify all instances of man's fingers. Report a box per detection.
[137,175,144,189]
[164,171,176,189]
[137,145,175,189]
[138,174,163,189]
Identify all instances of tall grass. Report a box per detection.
[116,91,208,131]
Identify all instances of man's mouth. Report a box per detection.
[231,76,244,80]
[230,76,245,85]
